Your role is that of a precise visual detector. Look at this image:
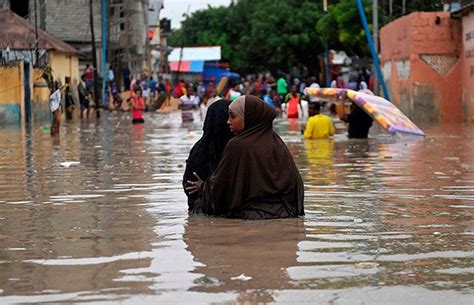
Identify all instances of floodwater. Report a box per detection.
[0,111,473,304]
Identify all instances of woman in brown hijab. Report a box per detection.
[187,95,304,219]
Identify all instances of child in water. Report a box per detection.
[130,88,144,124]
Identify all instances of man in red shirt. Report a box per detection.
[83,64,94,91]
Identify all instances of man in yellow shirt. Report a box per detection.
[302,102,335,139]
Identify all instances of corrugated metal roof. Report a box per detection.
[168,46,221,61]
[0,9,78,54]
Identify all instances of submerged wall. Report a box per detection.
[0,61,52,126]
[462,10,474,121]
[380,12,467,123]
[0,64,23,125]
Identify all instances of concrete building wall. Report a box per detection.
[0,64,22,125]
[130,1,147,57]
[49,51,80,85]
[29,0,102,44]
[0,57,76,126]
[380,12,465,123]
[28,0,148,76]
[49,51,80,119]
[462,11,474,121]
[28,0,102,68]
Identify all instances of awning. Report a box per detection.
[169,60,204,73]
[168,46,221,61]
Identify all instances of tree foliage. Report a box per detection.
[169,0,325,74]
[168,0,442,74]
[317,0,372,55]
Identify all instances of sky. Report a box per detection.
[160,0,232,29]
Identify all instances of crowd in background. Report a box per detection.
[56,61,375,125]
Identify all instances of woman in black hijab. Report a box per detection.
[187,95,304,219]
[183,99,234,211]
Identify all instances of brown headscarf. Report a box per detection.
[200,95,305,219]
[229,95,246,119]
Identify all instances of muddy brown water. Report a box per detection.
[0,112,472,304]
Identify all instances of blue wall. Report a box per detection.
[0,104,21,126]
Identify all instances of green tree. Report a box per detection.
[169,0,325,74]
[317,0,373,56]
[379,0,443,23]
[168,0,443,74]
[168,3,250,70]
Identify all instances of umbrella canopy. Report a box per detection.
[305,87,425,137]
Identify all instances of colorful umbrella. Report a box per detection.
[305,88,425,137]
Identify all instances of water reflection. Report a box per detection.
[0,114,472,304]
[304,139,335,184]
[0,115,157,302]
[184,217,304,293]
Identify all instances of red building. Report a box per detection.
[380,4,474,123]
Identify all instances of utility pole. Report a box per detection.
[372,0,379,95]
[176,5,190,84]
[101,0,107,108]
[144,0,151,74]
[125,0,133,79]
[356,0,390,100]
[323,0,330,87]
[89,0,101,118]
[402,0,406,15]
[34,0,39,66]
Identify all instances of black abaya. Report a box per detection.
[200,95,305,219]
[183,99,233,210]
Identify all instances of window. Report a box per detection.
[10,0,29,18]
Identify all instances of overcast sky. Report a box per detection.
[161,0,232,29]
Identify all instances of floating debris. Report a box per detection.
[230,274,252,281]
[60,161,80,168]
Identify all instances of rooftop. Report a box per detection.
[0,9,78,54]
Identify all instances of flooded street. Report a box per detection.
[0,112,473,304]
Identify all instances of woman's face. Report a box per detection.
[227,110,244,134]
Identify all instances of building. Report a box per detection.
[147,1,173,76]
[0,0,150,83]
[453,0,474,122]
[380,8,473,123]
[108,0,149,78]
[0,8,79,125]
[0,0,103,67]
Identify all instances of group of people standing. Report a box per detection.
[202,71,374,140]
